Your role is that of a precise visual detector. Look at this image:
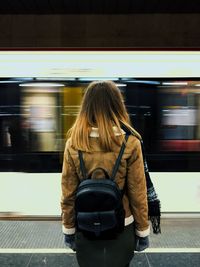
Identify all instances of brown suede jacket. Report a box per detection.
[61,128,150,237]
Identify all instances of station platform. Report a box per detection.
[0,218,199,267]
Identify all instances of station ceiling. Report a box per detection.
[0,0,200,14]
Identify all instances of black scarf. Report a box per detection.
[121,125,161,234]
[140,140,161,234]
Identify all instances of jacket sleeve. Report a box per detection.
[127,137,150,237]
[61,141,79,235]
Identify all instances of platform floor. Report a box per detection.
[0,218,199,267]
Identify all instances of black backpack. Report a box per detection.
[75,135,129,238]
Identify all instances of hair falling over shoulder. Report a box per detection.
[67,81,141,152]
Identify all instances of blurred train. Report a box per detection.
[0,77,200,172]
[0,77,200,215]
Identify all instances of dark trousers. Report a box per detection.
[75,223,135,267]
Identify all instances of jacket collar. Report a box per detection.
[90,126,126,137]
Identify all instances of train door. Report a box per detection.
[62,85,85,146]
[125,83,158,153]
[0,84,21,171]
[197,95,200,139]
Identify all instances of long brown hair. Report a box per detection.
[68,80,140,151]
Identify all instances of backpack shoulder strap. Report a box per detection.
[78,150,87,180]
[111,134,129,181]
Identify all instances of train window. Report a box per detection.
[158,87,200,152]
[21,87,60,152]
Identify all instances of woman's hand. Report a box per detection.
[135,236,149,252]
[64,234,76,251]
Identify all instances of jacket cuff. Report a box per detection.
[62,225,76,235]
[135,225,150,237]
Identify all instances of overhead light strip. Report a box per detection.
[19,82,65,87]
[162,82,188,86]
